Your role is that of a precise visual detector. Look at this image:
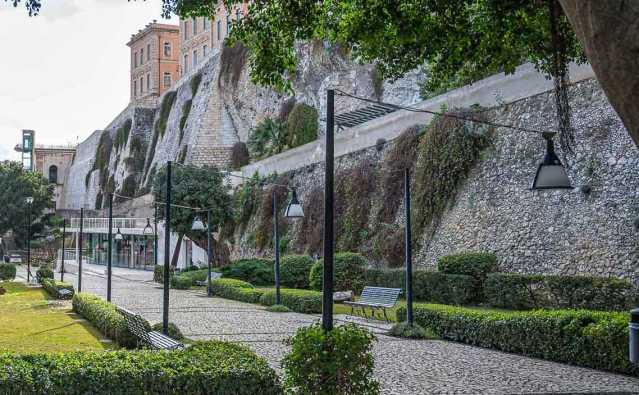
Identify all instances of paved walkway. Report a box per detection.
[23,266,639,394]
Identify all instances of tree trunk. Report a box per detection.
[560,0,639,147]
[171,233,184,268]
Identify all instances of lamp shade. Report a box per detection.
[284,189,304,218]
[115,228,124,240]
[531,133,573,190]
[191,216,206,231]
[25,197,34,204]
[143,218,154,235]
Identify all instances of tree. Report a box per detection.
[152,164,232,267]
[0,161,54,248]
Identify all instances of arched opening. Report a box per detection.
[49,165,58,184]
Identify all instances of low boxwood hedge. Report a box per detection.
[41,278,74,300]
[280,255,314,289]
[153,265,175,283]
[436,251,498,302]
[72,293,142,348]
[397,303,638,376]
[221,258,274,285]
[210,278,264,304]
[170,275,192,290]
[484,273,637,311]
[364,269,474,305]
[260,288,322,314]
[309,252,367,293]
[0,341,282,394]
[0,263,16,280]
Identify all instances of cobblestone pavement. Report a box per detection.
[37,267,639,394]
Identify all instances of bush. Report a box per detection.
[286,103,318,148]
[72,293,141,348]
[283,323,378,394]
[266,304,291,313]
[41,278,74,300]
[170,275,192,290]
[36,265,54,283]
[364,269,475,305]
[309,252,368,293]
[210,278,264,304]
[280,255,314,289]
[388,322,436,339]
[259,288,322,314]
[153,265,174,283]
[231,141,250,169]
[221,258,274,285]
[484,273,637,311]
[0,341,281,394]
[437,251,498,301]
[179,268,212,285]
[151,322,184,340]
[397,303,638,376]
[0,263,16,280]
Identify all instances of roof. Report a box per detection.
[334,104,398,129]
[127,21,180,46]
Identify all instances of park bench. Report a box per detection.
[56,288,73,300]
[116,306,184,350]
[195,272,222,287]
[343,286,401,322]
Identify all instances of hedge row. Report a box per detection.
[397,304,638,376]
[484,273,637,311]
[0,341,282,394]
[309,252,367,294]
[364,269,475,305]
[210,279,322,313]
[72,293,141,348]
[220,258,273,285]
[41,278,74,300]
[0,263,16,280]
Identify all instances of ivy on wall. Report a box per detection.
[113,119,132,152]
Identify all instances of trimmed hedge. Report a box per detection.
[0,341,282,394]
[170,275,192,290]
[72,293,141,348]
[397,304,638,376]
[364,269,475,305]
[260,288,323,314]
[484,273,637,311]
[437,251,498,301]
[280,255,314,289]
[309,252,367,293]
[36,266,54,283]
[153,265,174,283]
[210,278,264,304]
[0,263,16,280]
[151,322,184,341]
[41,278,74,300]
[221,258,274,285]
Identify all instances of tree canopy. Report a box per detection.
[0,161,54,247]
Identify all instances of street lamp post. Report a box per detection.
[404,168,414,326]
[154,205,158,267]
[323,89,335,331]
[61,219,66,282]
[25,197,33,283]
[107,193,113,302]
[78,208,84,293]
[163,161,172,335]
[273,188,304,305]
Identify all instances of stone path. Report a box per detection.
[26,266,639,394]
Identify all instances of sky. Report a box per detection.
[0,0,174,161]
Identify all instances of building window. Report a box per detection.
[184,54,188,73]
[203,45,208,57]
[164,42,171,57]
[184,21,188,39]
[48,165,58,184]
[134,80,137,96]
[147,43,151,61]
[192,18,197,35]
[217,20,221,40]
[164,72,172,87]
[140,77,143,93]
[146,73,150,91]
[134,52,138,67]
[193,49,198,68]
[140,48,144,64]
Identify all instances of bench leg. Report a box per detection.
[361,306,367,319]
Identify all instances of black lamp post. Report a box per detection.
[78,207,84,293]
[25,196,33,283]
[107,193,113,302]
[404,168,414,326]
[162,161,172,335]
[273,188,305,305]
[323,89,335,331]
[60,219,66,282]
[154,205,158,267]
[531,132,573,190]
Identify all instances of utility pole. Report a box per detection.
[322,89,335,331]
[162,161,171,335]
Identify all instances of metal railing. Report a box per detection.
[69,218,150,231]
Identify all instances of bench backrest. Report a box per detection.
[359,286,401,307]
[116,306,151,345]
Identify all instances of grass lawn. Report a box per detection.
[333,300,404,322]
[0,281,117,353]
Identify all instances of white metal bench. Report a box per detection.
[344,286,401,322]
[194,272,222,287]
[116,306,184,350]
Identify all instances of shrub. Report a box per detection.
[0,263,16,280]
[248,117,287,160]
[170,275,192,290]
[0,341,282,394]
[484,273,637,311]
[221,258,274,285]
[397,303,638,376]
[41,278,74,300]
[266,304,291,313]
[210,278,264,304]
[437,251,498,301]
[259,288,322,314]
[388,322,436,339]
[179,268,211,285]
[153,265,174,283]
[280,255,314,289]
[364,269,475,305]
[283,323,378,394]
[72,293,141,348]
[309,252,368,293]
[286,103,318,148]
[151,322,184,340]
[231,141,250,169]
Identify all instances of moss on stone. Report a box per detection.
[179,99,193,142]
[286,103,318,148]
